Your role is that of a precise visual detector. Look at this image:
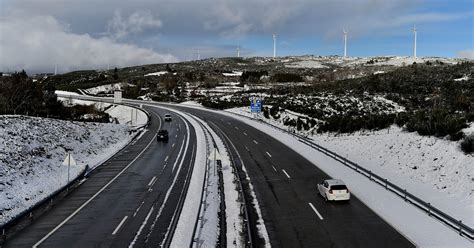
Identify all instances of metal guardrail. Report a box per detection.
[208,122,254,248]
[0,167,87,244]
[227,111,474,241]
[189,120,213,247]
[0,96,151,244]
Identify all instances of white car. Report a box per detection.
[317,179,350,201]
[164,114,172,122]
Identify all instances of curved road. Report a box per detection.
[166,104,415,248]
[4,105,196,247]
[4,98,415,248]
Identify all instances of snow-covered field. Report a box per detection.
[144,71,168,77]
[83,83,123,95]
[0,116,134,225]
[277,55,465,69]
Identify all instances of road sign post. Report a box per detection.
[209,148,223,176]
[250,97,262,118]
[63,153,77,184]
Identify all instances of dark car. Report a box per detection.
[157,129,169,142]
[164,114,172,122]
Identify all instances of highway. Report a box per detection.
[4,106,197,247]
[166,104,415,248]
[4,99,415,248]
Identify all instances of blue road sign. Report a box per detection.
[250,98,262,113]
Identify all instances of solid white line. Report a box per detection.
[133,201,145,217]
[172,134,187,172]
[143,113,191,243]
[129,206,154,247]
[147,176,157,186]
[266,151,272,158]
[272,165,277,172]
[243,132,247,136]
[164,155,169,162]
[253,139,258,145]
[33,112,161,248]
[309,203,324,220]
[282,169,291,179]
[112,216,128,235]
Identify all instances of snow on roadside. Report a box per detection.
[310,126,473,225]
[0,116,133,225]
[57,95,148,127]
[227,107,473,227]
[83,83,122,95]
[195,117,245,247]
[220,109,472,247]
[154,107,207,248]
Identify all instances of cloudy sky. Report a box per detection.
[0,0,472,73]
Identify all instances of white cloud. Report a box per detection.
[457,50,474,59]
[107,10,162,40]
[0,13,176,73]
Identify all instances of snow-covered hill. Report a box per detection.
[0,116,133,225]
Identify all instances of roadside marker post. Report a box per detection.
[62,153,77,184]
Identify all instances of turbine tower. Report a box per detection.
[237,46,240,58]
[54,64,57,75]
[343,29,348,59]
[413,26,417,58]
[272,33,277,58]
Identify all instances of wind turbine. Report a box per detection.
[343,28,348,59]
[413,26,417,58]
[272,33,277,58]
[194,49,201,60]
[237,46,240,58]
[54,64,57,75]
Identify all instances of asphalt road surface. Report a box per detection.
[5,98,415,248]
[167,104,415,248]
[5,105,197,248]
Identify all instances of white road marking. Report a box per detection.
[129,206,154,247]
[243,132,247,136]
[244,145,249,151]
[175,134,178,138]
[272,165,277,172]
[164,155,169,162]
[309,203,324,220]
[172,143,175,148]
[147,176,157,186]
[32,113,161,248]
[266,151,272,158]
[235,126,239,130]
[172,134,187,172]
[133,201,145,217]
[282,169,291,179]
[253,139,258,145]
[112,216,128,235]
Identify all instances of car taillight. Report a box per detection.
[329,190,333,194]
